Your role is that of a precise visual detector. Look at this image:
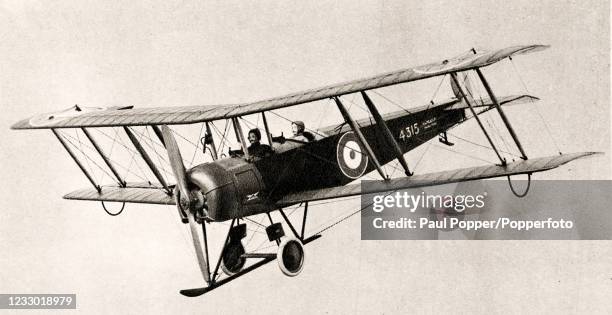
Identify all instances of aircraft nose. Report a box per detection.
[187,163,236,221]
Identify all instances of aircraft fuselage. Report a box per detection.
[189,100,466,221]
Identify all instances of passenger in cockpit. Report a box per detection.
[291,121,315,142]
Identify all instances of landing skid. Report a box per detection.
[180,234,321,297]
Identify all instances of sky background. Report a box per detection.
[1,0,611,314]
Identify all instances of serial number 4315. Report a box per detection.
[399,123,420,141]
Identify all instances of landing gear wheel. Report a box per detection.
[277,238,305,277]
[221,241,246,276]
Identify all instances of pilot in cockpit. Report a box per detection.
[247,128,273,158]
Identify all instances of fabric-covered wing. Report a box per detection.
[276,152,599,206]
[11,104,235,130]
[64,183,175,205]
[234,45,546,116]
[12,44,547,130]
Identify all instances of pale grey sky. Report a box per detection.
[1,1,610,314]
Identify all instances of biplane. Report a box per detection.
[11,44,598,297]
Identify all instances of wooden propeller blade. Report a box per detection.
[160,125,190,208]
[187,210,211,283]
[161,125,210,283]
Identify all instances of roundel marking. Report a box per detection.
[336,131,368,179]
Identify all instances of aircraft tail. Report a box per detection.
[445,94,539,111]
[450,72,474,104]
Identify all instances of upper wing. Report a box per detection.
[12,44,547,130]
[276,152,599,206]
[11,104,236,130]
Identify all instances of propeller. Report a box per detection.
[161,125,211,284]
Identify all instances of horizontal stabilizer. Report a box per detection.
[276,152,600,206]
[64,183,175,205]
[445,94,539,110]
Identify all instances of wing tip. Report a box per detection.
[580,151,604,158]
[540,151,603,173]
[510,94,540,103]
[525,44,551,52]
[505,44,550,59]
[62,189,95,200]
[549,151,604,169]
[567,151,603,158]
[533,44,551,50]
[10,119,33,130]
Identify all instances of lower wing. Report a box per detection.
[275,152,600,206]
[64,182,175,205]
[62,152,599,206]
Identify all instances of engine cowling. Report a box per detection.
[187,158,271,222]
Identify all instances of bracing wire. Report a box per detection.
[87,129,151,182]
[509,58,562,154]
[448,133,521,159]
[74,129,100,183]
[125,127,154,184]
[369,80,500,168]
[429,74,448,103]
[92,128,153,183]
[190,123,206,167]
[413,139,433,171]
[313,190,396,235]
[61,131,118,183]
[463,71,511,161]
[215,120,232,154]
[144,127,172,182]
